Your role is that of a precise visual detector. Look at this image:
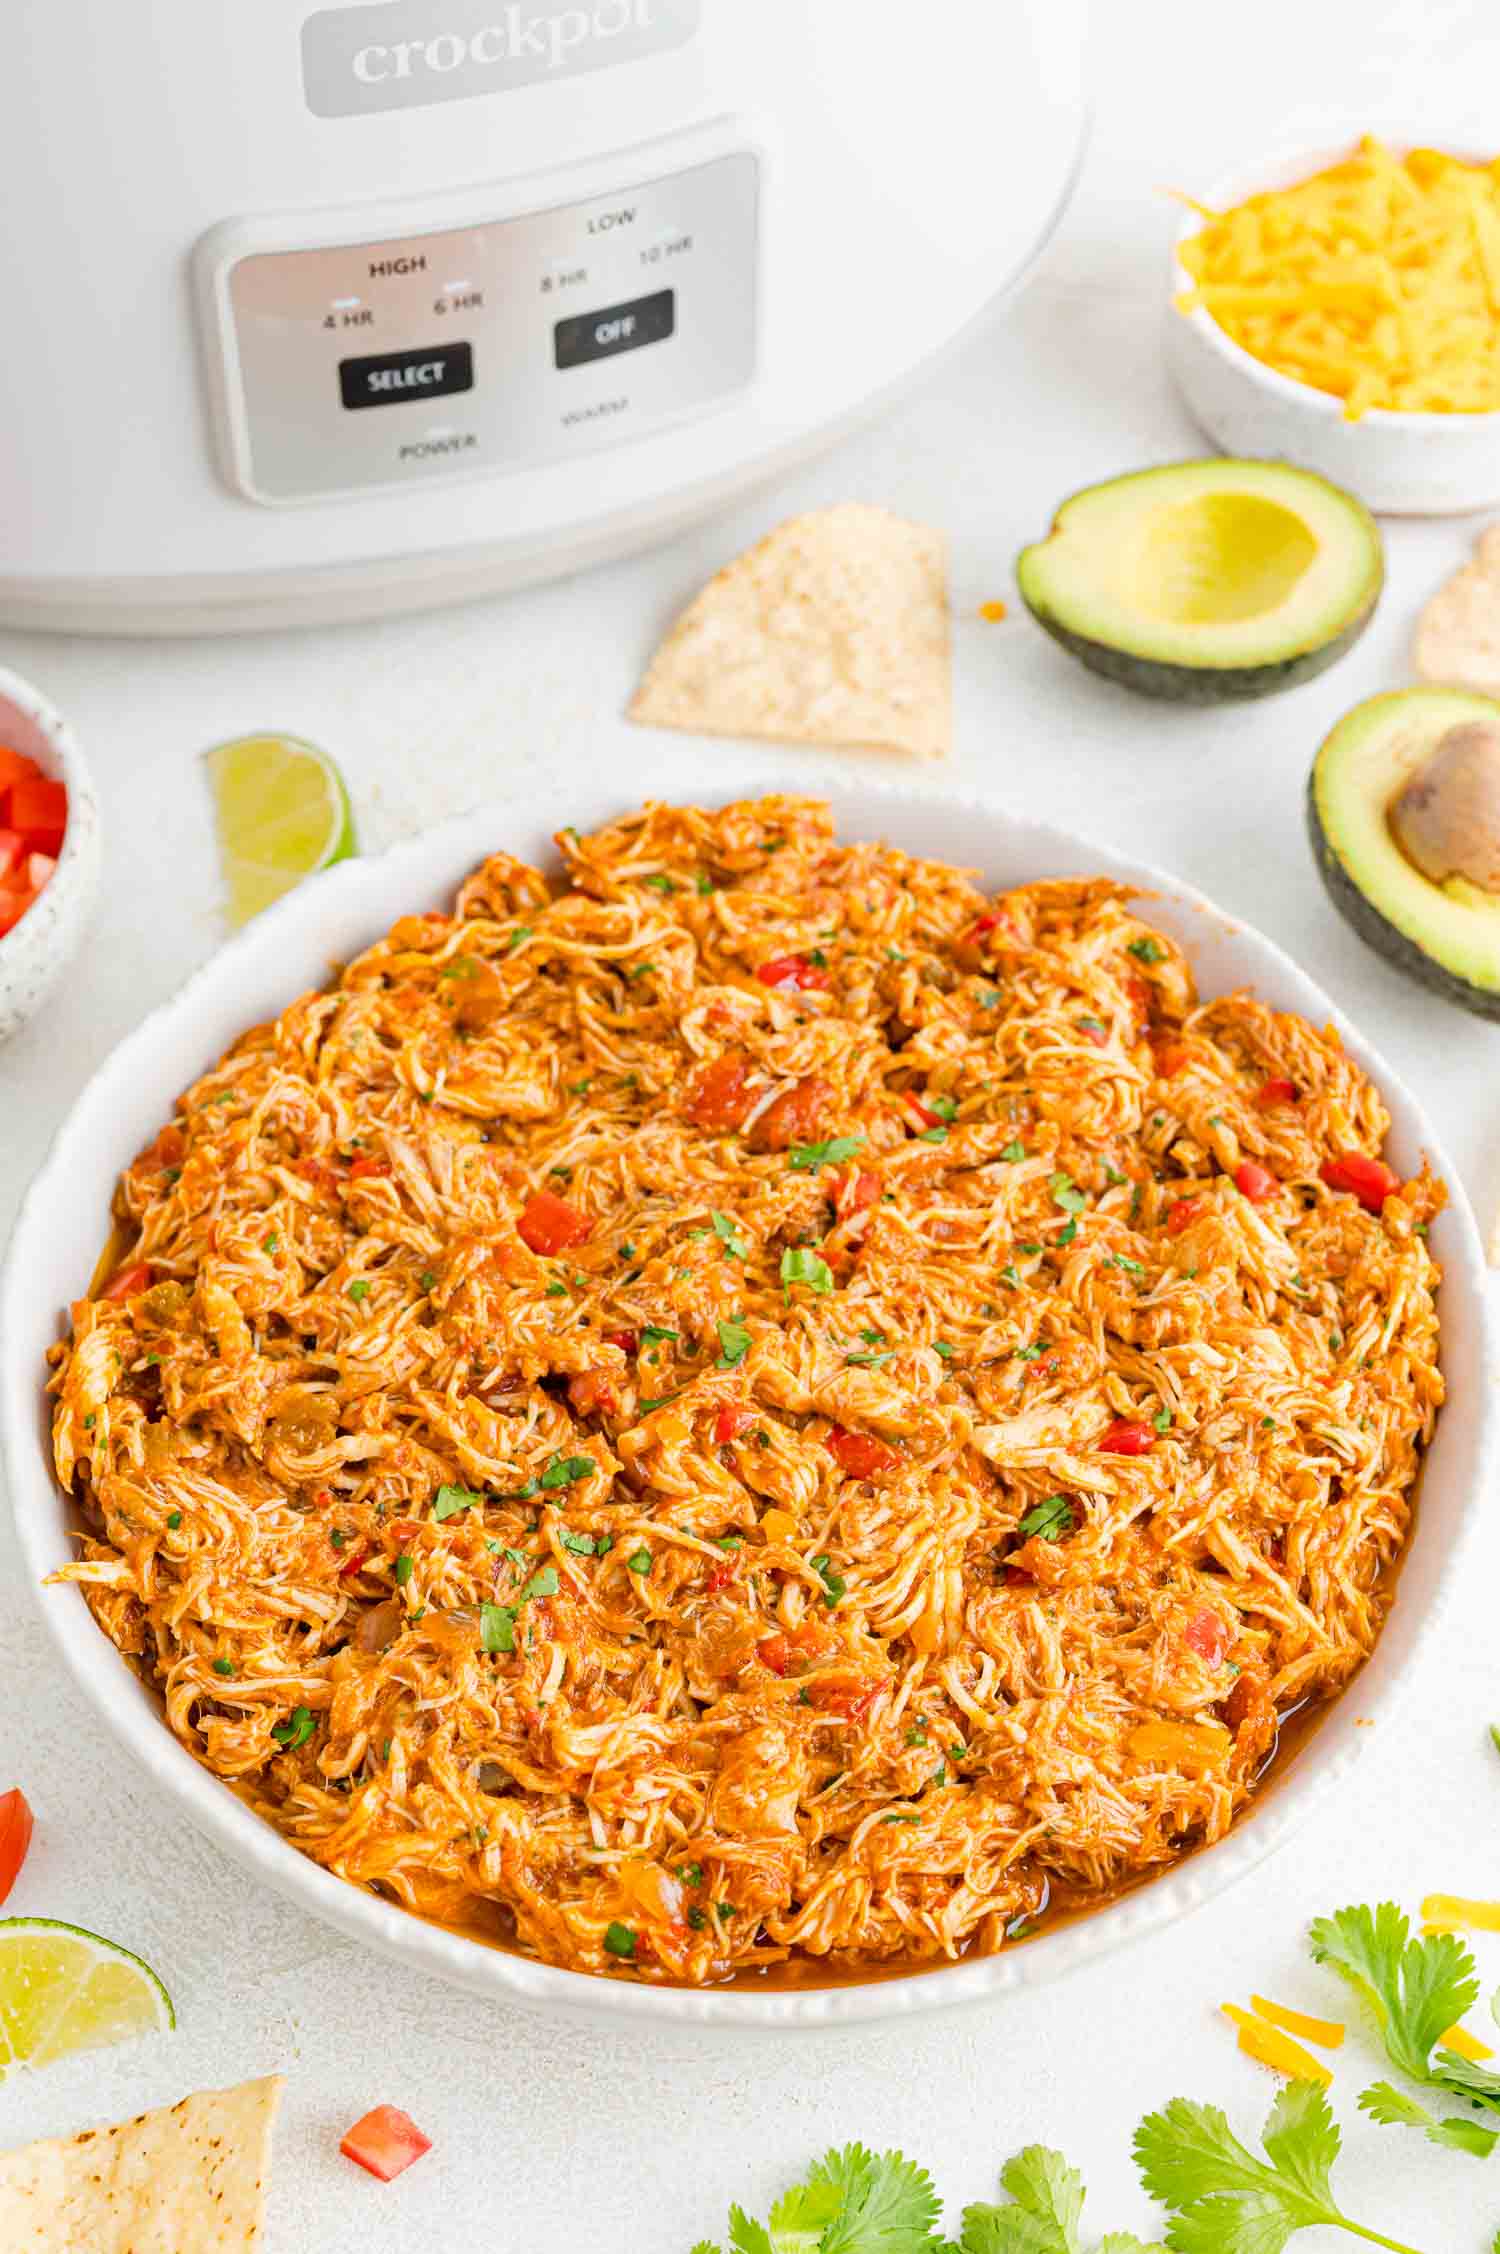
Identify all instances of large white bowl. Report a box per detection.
[1168,140,1500,515]
[3,752,1492,2029]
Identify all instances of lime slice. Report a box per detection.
[205,732,355,927]
[0,1918,174,2077]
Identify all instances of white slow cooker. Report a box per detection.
[4,2,1087,633]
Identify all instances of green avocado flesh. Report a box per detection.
[1016,459,1383,702]
[1309,687,1500,1018]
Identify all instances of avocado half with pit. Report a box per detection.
[1016,459,1383,702]
[1309,686,1500,1019]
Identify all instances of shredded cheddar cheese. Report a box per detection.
[1249,1994,1346,2049]
[978,600,1008,623]
[1177,137,1500,418]
[1440,2022,1496,2063]
[1421,1893,1500,1932]
[1222,2004,1334,2087]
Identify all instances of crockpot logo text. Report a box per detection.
[301,0,700,116]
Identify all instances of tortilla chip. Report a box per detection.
[1415,523,1500,693]
[629,504,951,760]
[0,2075,283,2251]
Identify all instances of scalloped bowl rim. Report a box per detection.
[3,749,1491,2031]
[1171,134,1500,430]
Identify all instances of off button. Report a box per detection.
[338,342,474,410]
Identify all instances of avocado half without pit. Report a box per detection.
[1309,687,1500,1019]
[1016,459,1383,702]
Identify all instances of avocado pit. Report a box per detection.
[1388,719,1500,894]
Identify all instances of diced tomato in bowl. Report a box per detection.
[0,667,99,1045]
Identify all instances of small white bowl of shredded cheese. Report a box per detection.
[1168,137,1500,516]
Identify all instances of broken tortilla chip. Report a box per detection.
[1415,523,1500,694]
[629,504,951,760]
[0,2075,283,2251]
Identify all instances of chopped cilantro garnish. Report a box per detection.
[1049,1171,1087,1214]
[508,926,533,951]
[1128,936,1166,963]
[881,1812,922,1825]
[710,1209,748,1259]
[1016,1241,1042,1256]
[1017,1495,1075,1542]
[1105,1166,1127,1186]
[272,1705,316,1749]
[641,1323,679,1344]
[905,1722,929,1747]
[788,1134,866,1172]
[1110,1253,1146,1276]
[637,1392,685,1413]
[625,1547,653,1575]
[926,1093,958,1120]
[1078,1016,1107,1037]
[859,1326,884,1345]
[1013,1343,1044,1361]
[643,873,675,894]
[545,1278,569,1297]
[677,1861,704,1887]
[999,1140,1027,1162]
[694,872,713,896]
[433,1484,482,1521]
[715,1535,744,1552]
[560,1530,596,1555]
[347,1279,370,1303]
[810,1553,846,1607]
[918,1125,948,1144]
[619,1242,636,1258]
[932,1340,955,1360]
[1056,1218,1078,1246]
[1153,1407,1172,1433]
[212,1657,235,1677]
[540,1454,595,1489]
[262,1232,278,1252]
[394,1553,413,1585]
[845,1350,894,1368]
[166,1510,182,1529]
[418,1270,437,1293]
[716,1314,751,1368]
[521,1566,559,1600]
[481,1601,516,1654]
[780,1247,834,1297]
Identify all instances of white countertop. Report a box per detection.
[4,4,1500,2245]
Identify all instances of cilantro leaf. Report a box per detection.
[960,2146,1166,2254]
[271,1705,315,1749]
[1132,2083,1418,2254]
[789,1135,866,1173]
[801,2145,943,2254]
[433,1483,482,1521]
[1050,1172,1088,1215]
[711,1209,750,1259]
[718,1315,752,1369]
[690,2242,726,2254]
[1309,1902,1478,2089]
[1359,2081,1499,2157]
[1018,1496,1074,1543]
[727,2216,775,2254]
[781,1247,834,1297]
[539,1454,596,1490]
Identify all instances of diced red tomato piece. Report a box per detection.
[705,1556,739,1593]
[1122,974,1152,1021]
[1224,1671,1272,1735]
[1004,1563,1033,1588]
[337,1545,370,1579]
[1320,1152,1400,1214]
[148,1124,186,1169]
[825,1427,902,1480]
[603,1329,638,1356]
[1256,1077,1297,1108]
[7,775,66,856]
[714,1401,754,1446]
[339,2105,432,2183]
[685,1051,755,1133]
[1184,1608,1230,1666]
[1234,1161,1276,1204]
[755,953,831,993]
[1153,1041,1189,1077]
[749,1075,833,1151]
[806,1678,881,1721]
[911,1099,944,1129]
[566,1369,619,1419]
[835,1167,881,1218]
[517,1188,590,1255]
[0,883,35,938]
[1165,1198,1202,1237]
[757,1634,790,1676]
[0,831,25,878]
[0,747,40,795]
[102,1260,154,1302]
[964,912,1002,943]
[347,1155,390,1181]
[0,1789,34,1907]
[1099,1419,1155,1455]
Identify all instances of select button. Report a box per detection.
[554,288,675,370]
[339,342,474,411]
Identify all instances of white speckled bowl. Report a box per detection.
[1168,140,1500,515]
[3,753,1493,2028]
[0,666,101,1045]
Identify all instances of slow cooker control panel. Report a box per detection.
[198,150,758,506]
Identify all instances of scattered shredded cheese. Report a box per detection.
[1421,1893,1500,1932]
[1440,2022,1496,2063]
[1222,2004,1334,2087]
[1177,137,1500,418]
[978,600,1008,623]
[1249,1994,1346,2049]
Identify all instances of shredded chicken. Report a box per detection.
[47,797,1443,1985]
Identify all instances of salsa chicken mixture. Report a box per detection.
[50,797,1443,1984]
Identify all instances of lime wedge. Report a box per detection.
[0,1917,174,2077]
[205,732,355,927]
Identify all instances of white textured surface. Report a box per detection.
[3,4,1500,2246]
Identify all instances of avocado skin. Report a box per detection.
[1305,769,1500,1020]
[1023,598,1378,704]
